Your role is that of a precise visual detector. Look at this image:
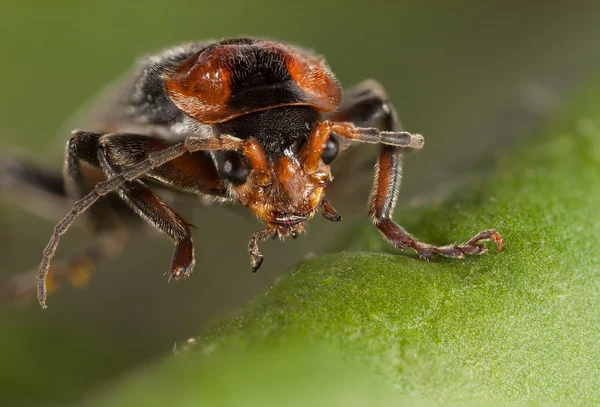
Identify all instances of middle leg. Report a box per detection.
[97,134,202,280]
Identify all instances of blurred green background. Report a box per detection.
[1,1,600,405]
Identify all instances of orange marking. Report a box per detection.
[164,41,342,124]
[243,139,272,186]
[68,257,94,288]
[285,51,341,112]
[304,122,334,173]
[164,47,233,124]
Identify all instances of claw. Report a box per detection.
[412,230,503,260]
[169,265,194,281]
[465,229,504,253]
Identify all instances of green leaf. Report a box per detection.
[90,82,600,406]
[90,343,425,407]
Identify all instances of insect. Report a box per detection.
[0,38,503,308]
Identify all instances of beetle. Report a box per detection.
[0,38,503,308]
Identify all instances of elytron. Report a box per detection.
[0,38,503,308]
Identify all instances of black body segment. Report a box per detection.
[217,106,319,160]
[224,42,301,111]
[123,43,205,125]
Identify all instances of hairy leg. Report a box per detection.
[98,133,205,281]
[0,133,130,304]
[336,80,504,259]
[36,132,244,307]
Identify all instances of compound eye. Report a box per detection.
[218,151,249,185]
[321,134,339,165]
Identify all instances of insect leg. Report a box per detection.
[53,131,130,289]
[330,79,424,148]
[303,82,423,173]
[331,79,402,129]
[98,134,201,280]
[0,132,130,305]
[369,145,503,258]
[337,80,504,259]
[37,134,244,308]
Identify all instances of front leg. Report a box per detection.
[36,132,244,307]
[336,80,504,258]
[98,134,203,280]
[369,146,503,259]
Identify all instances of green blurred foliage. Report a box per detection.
[94,77,600,405]
[1,1,600,405]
